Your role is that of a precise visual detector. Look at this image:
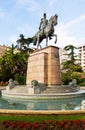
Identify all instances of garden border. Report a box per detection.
[0,109,85,115]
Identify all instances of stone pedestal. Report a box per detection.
[26,46,61,86]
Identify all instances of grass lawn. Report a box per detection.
[0,114,85,122]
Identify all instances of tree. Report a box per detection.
[16,34,26,50]
[61,44,83,85]
[0,44,15,81]
[0,44,29,84]
[62,44,82,72]
[16,34,33,52]
[64,44,77,65]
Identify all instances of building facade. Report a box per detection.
[78,45,85,71]
[0,45,9,57]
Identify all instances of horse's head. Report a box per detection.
[49,14,58,26]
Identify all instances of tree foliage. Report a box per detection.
[0,43,29,84]
[61,44,84,85]
[16,34,33,52]
[64,44,77,65]
[0,35,32,84]
[0,34,34,84]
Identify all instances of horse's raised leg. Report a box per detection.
[51,34,57,43]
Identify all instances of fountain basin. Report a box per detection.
[1,85,85,110]
[0,88,85,110]
[2,87,85,100]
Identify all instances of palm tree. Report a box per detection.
[16,34,33,52]
[16,34,26,50]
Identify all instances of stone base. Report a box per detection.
[26,46,61,86]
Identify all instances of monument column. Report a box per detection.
[26,46,61,86]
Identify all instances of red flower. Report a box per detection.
[2,119,85,130]
[24,123,31,129]
[41,120,46,124]
[10,123,16,129]
[40,124,46,129]
[60,120,66,127]
[65,124,70,129]
[32,122,39,129]
[48,120,54,124]
[18,123,25,128]
[83,125,85,129]
[2,121,8,125]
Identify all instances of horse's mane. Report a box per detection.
[49,16,54,22]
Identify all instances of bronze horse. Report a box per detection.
[33,14,58,49]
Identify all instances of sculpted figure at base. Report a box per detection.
[33,13,58,49]
[69,79,77,88]
[8,79,19,87]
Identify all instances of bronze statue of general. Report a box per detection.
[39,13,48,34]
[33,13,58,49]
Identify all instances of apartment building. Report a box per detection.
[59,45,85,71]
[0,45,9,57]
[78,45,85,71]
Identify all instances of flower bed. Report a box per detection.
[1,119,85,130]
[0,81,8,86]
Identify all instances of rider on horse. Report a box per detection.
[39,13,48,35]
[33,14,58,48]
[39,13,52,39]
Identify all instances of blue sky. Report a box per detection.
[0,0,85,48]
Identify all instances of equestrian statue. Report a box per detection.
[33,13,58,49]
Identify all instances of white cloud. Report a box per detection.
[47,0,56,6]
[48,23,78,48]
[56,27,77,48]
[15,0,38,12]
[48,14,85,48]
[9,35,18,45]
[64,14,85,29]
[17,23,35,37]
[26,0,38,12]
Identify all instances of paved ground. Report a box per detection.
[0,86,6,90]
[80,87,85,90]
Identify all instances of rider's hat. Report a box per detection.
[43,13,46,17]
